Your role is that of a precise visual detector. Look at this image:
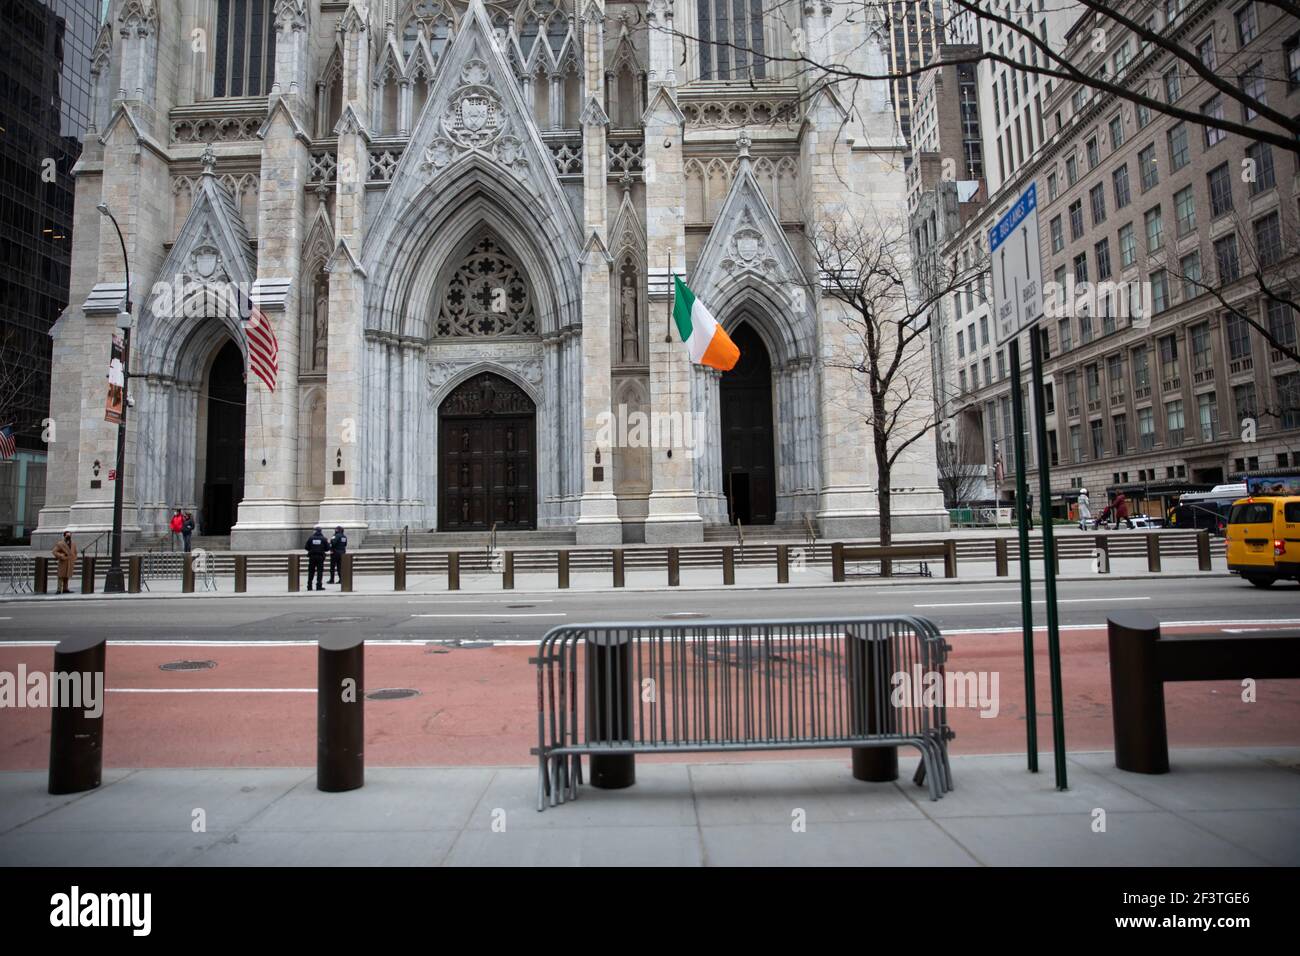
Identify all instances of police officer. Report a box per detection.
[305,525,329,591]
[328,525,348,584]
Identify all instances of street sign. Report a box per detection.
[108,469,116,481]
[991,183,1043,345]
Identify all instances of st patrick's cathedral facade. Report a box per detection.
[36,0,946,550]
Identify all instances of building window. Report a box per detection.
[1246,142,1276,194]
[1197,392,1219,441]
[1208,163,1234,217]
[956,328,965,357]
[1239,62,1266,121]
[959,369,967,392]
[1179,252,1202,300]
[1137,102,1151,128]
[1145,205,1163,253]
[1268,300,1297,348]
[1138,144,1159,191]
[1174,185,1196,237]
[1119,222,1137,267]
[1134,345,1151,392]
[1058,318,1073,352]
[1167,123,1190,171]
[1286,34,1300,88]
[1191,322,1213,370]
[1139,407,1155,449]
[1166,399,1185,445]
[1069,199,1084,240]
[1276,372,1300,429]
[1254,212,1282,267]
[1095,238,1112,281]
[1050,216,1064,253]
[1235,2,1258,47]
[1066,369,1080,414]
[1159,333,1179,383]
[1080,312,1094,344]
[1089,183,1107,226]
[697,0,767,80]
[1109,114,1125,150]
[1150,270,1170,313]
[1090,419,1105,458]
[1203,95,1226,147]
[1074,252,1089,284]
[997,350,1007,380]
[1066,154,1079,186]
[1197,34,1217,70]
[1163,67,1182,103]
[1047,171,1059,200]
[1234,382,1258,424]
[1069,424,1083,463]
[1086,363,1101,403]
[980,316,989,346]
[1087,136,1100,169]
[213,0,276,98]
[1113,414,1128,455]
[1227,312,1252,360]
[1214,233,1240,283]
[1112,165,1132,210]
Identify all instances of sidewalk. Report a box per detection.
[2,749,1296,866]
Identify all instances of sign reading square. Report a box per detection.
[991,183,1044,345]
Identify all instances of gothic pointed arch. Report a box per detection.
[301,203,335,373]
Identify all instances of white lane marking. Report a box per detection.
[107,688,315,693]
[913,597,1153,608]
[410,612,566,618]
[406,599,554,604]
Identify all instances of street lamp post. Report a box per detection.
[97,203,132,594]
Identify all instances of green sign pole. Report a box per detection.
[1007,336,1038,773]
[1030,330,1068,790]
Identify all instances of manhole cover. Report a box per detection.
[159,660,217,671]
[428,639,495,649]
[366,688,421,701]
[660,612,708,619]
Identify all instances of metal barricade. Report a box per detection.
[141,551,184,591]
[191,549,218,591]
[2,554,34,594]
[531,615,955,811]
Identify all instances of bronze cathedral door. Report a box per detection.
[438,373,536,531]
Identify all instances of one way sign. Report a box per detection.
[990,183,1044,344]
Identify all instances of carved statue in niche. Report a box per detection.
[619,260,639,363]
[313,288,329,369]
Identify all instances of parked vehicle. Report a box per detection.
[1225,496,1300,588]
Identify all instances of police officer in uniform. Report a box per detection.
[305,525,329,591]
[328,525,348,585]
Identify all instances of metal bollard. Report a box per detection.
[722,546,735,585]
[48,635,106,794]
[667,547,680,587]
[994,538,1009,577]
[1196,530,1211,571]
[128,555,142,593]
[80,556,95,594]
[394,552,406,591]
[612,548,624,588]
[557,549,569,589]
[34,556,48,594]
[943,540,958,578]
[776,545,789,583]
[317,635,365,792]
[288,553,300,592]
[1146,534,1161,573]
[1094,535,1110,573]
[1107,611,1168,774]
[341,553,354,592]
[447,551,460,590]
[847,628,898,782]
[182,553,195,593]
[584,631,635,789]
[234,554,247,592]
[503,551,514,590]
[832,542,846,582]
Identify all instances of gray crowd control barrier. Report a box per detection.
[531,615,955,810]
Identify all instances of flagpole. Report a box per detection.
[665,254,673,459]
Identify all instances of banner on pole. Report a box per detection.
[105,332,125,425]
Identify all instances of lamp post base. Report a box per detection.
[102,567,126,593]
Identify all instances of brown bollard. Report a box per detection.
[832,542,846,582]
[847,627,899,782]
[448,551,460,590]
[943,539,958,578]
[994,538,1009,577]
[80,556,95,594]
[777,544,790,583]
[34,556,48,594]
[341,553,354,592]
[1196,530,1212,571]
[182,553,195,593]
[584,631,635,789]
[667,547,680,587]
[234,554,247,592]
[612,548,625,588]
[48,634,106,794]
[722,546,735,585]
[288,553,300,592]
[1094,535,1110,574]
[503,551,514,590]
[557,549,570,589]
[128,555,142,593]
[1107,611,1168,774]
[1146,534,1161,573]
[317,635,364,792]
[394,552,406,591]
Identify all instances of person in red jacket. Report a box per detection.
[169,509,184,551]
[1113,491,1133,529]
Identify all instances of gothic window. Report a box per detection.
[697,0,767,80]
[435,235,538,337]
[213,0,276,98]
[402,0,455,60]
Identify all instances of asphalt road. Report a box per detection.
[2,574,1298,643]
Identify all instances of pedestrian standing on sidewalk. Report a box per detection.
[1077,488,1092,531]
[52,531,77,594]
[305,526,329,591]
[328,525,347,585]
[182,511,195,552]
[170,509,184,550]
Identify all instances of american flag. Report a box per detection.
[0,424,15,461]
[239,287,278,392]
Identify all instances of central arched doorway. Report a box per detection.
[438,372,536,531]
[202,339,246,535]
[720,322,777,525]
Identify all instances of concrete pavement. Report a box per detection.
[1,749,1296,866]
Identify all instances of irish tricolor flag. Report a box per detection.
[673,276,740,371]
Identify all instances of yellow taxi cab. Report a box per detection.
[1225,496,1300,588]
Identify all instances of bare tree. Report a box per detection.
[811,210,987,545]
[936,417,990,508]
[0,326,40,441]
